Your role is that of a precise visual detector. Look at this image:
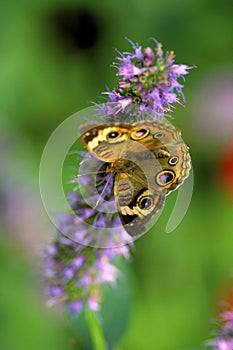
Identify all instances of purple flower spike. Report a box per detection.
[205,306,233,349]
[102,38,194,121]
[43,219,131,315]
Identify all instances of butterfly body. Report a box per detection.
[79,120,191,237]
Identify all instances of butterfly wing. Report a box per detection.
[79,122,132,162]
[130,120,182,147]
[127,120,192,193]
[113,162,165,237]
[79,120,191,237]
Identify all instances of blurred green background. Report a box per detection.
[0,0,233,349]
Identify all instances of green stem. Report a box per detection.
[85,310,107,350]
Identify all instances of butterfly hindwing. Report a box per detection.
[114,164,165,237]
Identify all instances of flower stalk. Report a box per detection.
[86,310,107,350]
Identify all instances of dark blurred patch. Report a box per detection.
[50,7,101,52]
